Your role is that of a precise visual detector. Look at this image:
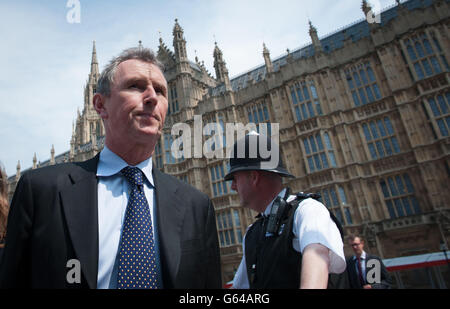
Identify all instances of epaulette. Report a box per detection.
[295,192,321,201]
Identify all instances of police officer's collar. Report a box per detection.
[257,188,296,218]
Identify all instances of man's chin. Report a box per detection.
[130,128,161,144]
[137,124,162,136]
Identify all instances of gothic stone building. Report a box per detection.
[8,0,450,286]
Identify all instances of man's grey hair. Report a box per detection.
[96,47,165,96]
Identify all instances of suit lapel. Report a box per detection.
[153,168,185,287]
[350,257,360,288]
[60,155,99,289]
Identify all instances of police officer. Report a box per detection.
[227,132,346,289]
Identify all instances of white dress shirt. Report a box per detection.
[96,146,162,289]
[232,188,346,289]
[353,250,367,281]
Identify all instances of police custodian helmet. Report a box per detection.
[224,131,295,181]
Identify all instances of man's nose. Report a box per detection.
[231,179,236,191]
[143,85,158,105]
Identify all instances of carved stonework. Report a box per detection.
[363,222,378,250]
[437,210,450,237]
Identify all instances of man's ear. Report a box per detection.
[250,170,260,186]
[93,93,108,119]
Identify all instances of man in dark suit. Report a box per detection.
[346,235,391,289]
[0,47,222,289]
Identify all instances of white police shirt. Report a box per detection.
[232,188,346,289]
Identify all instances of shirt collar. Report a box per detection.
[354,251,367,260]
[262,188,288,217]
[97,146,154,187]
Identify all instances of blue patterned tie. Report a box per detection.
[117,166,159,289]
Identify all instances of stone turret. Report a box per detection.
[50,145,55,165]
[16,161,20,182]
[173,19,187,62]
[90,40,99,79]
[263,43,273,74]
[213,42,231,91]
[309,21,323,53]
[32,153,37,169]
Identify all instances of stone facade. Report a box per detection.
[8,0,450,285]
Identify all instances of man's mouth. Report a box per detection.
[137,112,160,121]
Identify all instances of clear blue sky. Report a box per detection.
[0,0,395,176]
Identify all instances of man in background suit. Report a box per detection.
[346,235,391,289]
[0,47,222,289]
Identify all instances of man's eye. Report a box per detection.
[155,87,166,95]
[128,82,146,90]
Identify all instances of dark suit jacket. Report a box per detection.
[0,246,3,266]
[0,155,222,288]
[346,254,392,289]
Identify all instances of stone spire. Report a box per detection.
[173,18,187,61]
[309,20,323,53]
[262,43,273,74]
[86,41,100,110]
[213,42,227,80]
[70,122,75,161]
[16,160,21,181]
[90,40,99,79]
[213,41,232,91]
[157,31,176,68]
[50,144,55,165]
[32,153,37,169]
